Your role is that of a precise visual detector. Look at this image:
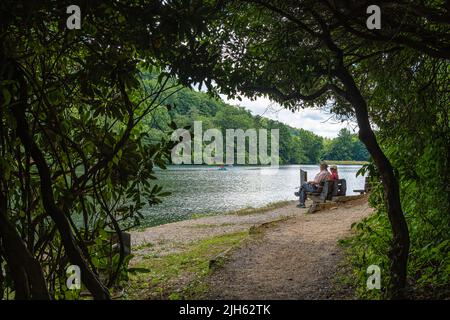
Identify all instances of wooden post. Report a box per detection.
[332,180,339,197]
[300,169,307,186]
[110,231,131,257]
[340,179,347,196]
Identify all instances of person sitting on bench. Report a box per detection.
[329,165,339,180]
[296,162,331,208]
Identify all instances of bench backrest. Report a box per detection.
[321,179,347,201]
[332,179,347,196]
[300,169,307,186]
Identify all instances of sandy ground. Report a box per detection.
[206,196,373,299]
[131,201,303,258]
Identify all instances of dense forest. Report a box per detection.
[141,76,369,164]
[0,0,448,301]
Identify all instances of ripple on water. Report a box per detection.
[141,165,366,227]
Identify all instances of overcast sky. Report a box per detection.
[221,95,358,138]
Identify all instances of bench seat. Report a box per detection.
[303,179,347,213]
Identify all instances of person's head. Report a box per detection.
[330,165,338,172]
[319,161,328,171]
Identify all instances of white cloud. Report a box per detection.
[220,95,357,138]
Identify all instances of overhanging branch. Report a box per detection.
[240,83,336,103]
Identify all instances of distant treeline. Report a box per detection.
[142,76,369,164]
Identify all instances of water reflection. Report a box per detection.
[141,165,365,227]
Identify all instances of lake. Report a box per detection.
[141,165,366,227]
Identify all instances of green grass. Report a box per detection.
[225,200,294,216]
[188,200,294,220]
[132,241,155,251]
[190,222,237,229]
[124,231,248,300]
[124,200,295,299]
[189,212,217,219]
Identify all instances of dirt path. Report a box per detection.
[130,196,372,299]
[205,197,372,299]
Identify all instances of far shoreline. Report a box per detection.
[154,161,369,170]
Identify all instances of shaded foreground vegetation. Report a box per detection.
[160,0,448,299]
[0,0,448,300]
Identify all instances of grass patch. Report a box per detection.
[226,200,294,216]
[124,231,248,300]
[132,241,155,251]
[189,200,293,219]
[190,212,217,219]
[190,222,237,229]
[249,216,291,237]
[132,200,294,234]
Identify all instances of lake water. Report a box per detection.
[141,165,365,227]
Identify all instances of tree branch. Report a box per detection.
[240,83,335,103]
[10,73,111,299]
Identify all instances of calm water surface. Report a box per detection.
[142,165,365,227]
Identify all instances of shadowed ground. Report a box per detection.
[206,197,372,299]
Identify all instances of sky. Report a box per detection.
[221,95,358,138]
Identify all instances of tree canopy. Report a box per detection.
[0,0,448,300]
[144,80,341,164]
[0,0,219,299]
[156,0,448,298]
[323,128,369,161]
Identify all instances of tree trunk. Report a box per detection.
[336,65,410,299]
[0,190,50,299]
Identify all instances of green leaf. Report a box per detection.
[2,89,11,106]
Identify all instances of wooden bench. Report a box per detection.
[296,169,346,213]
[353,177,372,194]
[307,179,347,213]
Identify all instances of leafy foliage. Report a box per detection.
[139,76,369,164]
[0,0,447,300]
[153,0,448,298]
[322,128,369,161]
[0,0,217,299]
[341,49,449,299]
